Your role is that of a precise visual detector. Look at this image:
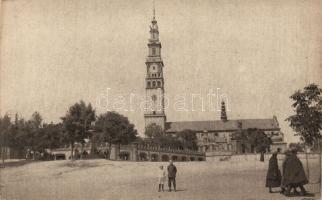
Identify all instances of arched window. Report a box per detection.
[152,81,156,87]
[157,81,161,87]
[152,48,156,55]
[147,81,151,88]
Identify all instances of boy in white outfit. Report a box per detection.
[158,165,166,192]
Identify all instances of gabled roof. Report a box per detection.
[165,117,280,133]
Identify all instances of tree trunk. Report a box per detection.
[318,137,321,183]
[260,151,264,162]
[305,146,310,183]
[80,143,84,160]
[1,132,6,164]
[70,143,74,160]
[1,146,5,165]
[108,143,112,160]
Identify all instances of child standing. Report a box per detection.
[158,165,166,192]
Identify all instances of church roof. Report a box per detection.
[165,118,279,133]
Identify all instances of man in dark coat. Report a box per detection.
[167,160,177,192]
[282,149,308,196]
[265,152,281,193]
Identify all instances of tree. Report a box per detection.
[35,123,63,151]
[143,124,191,149]
[8,112,51,159]
[177,129,198,150]
[61,100,96,160]
[8,115,28,153]
[94,111,137,158]
[144,124,163,139]
[153,134,183,149]
[286,83,322,146]
[30,112,43,129]
[286,83,322,183]
[289,142,305,152]
[25,112,44,152]
[0,115,12,163]
[232,128,272,159]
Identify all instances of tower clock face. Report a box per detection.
[150,65,158,73]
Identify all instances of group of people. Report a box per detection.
[157,160,177,192]
[266,148,308,196]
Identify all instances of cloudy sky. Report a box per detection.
[1,0,321,142]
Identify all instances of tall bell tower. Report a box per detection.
[144,5,166,130]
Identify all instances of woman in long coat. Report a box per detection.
[266,152,281,193]
[281,149,308,196]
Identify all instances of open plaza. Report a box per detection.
[0,154,320,200]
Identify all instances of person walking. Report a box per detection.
[265,151,281,193]
[282,148,308,196]
[167,160,177,192]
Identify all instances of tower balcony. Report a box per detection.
[144,112,166,117]
[146,57,163,63]
[148,39,160,43]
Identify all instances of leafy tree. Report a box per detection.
[289,142,305,152]
[286,83,322,146]
[8,115,28,152]
[61,100,96,160]
[25,112,44,151]
[6,112,44,154]
[94,111,137,158]
[143,124,190,149]
[177,129,198,150]
[144,124,163,139]
[30,111,43,129]
[0,115,12,163]
[233,128,271,159]
[154,134,183,149]
[35,123,63,151]
[286,83,322,182]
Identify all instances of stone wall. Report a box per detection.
[206,152,321,162]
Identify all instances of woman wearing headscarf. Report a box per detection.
[265,151,281,193]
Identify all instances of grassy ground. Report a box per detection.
[0,157,320,200]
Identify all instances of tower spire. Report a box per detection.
[221,101,228,122]
[153,0,155,20]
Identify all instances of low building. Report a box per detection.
[165,102,287,154]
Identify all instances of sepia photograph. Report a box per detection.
[0,0,321,199]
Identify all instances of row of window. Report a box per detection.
[147,81,162,88]
[150,73,161,78]
[198,132,230,138]
[202,144,231,152]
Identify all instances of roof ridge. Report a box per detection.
[166,118,275,124]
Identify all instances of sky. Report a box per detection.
[1,0,321,143]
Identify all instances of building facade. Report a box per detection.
[143,10,286,154]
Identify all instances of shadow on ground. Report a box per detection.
[0,160,35,168]
[59,160,102,168]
